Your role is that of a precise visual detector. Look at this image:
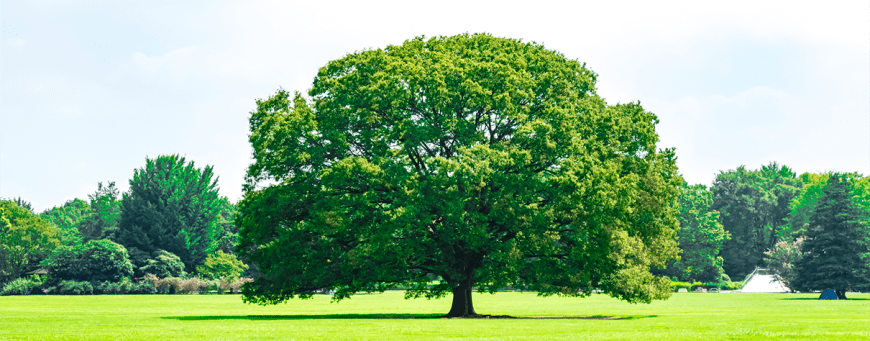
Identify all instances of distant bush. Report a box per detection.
[670,281,742,292]
[138,250,187,278]
[229,278,253,293]
[129,280,157,294]
[177,278,207,294]
[1,277,41,296]
[48,280,94,295]
[42,239,134,282]
[94,280,132,295]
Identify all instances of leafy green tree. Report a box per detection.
[117,155,221,271]
[711,162,802,279]
[236,33,682,317]
[792,174,870,299]
[79,182,122,241]
[41,239,134,283]
[763,237,804,291]
[197,250,247,283]
[0,200,60,284]
[40,198,89,246]
[212,198,239,255]
[666,183,730,282]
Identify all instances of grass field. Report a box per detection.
[2,292,869,340]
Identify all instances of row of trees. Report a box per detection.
[660,162,870,299]
[1,155,247,294]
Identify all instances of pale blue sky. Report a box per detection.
[2,1,868,212]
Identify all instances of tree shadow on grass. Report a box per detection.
[162,314,657,321]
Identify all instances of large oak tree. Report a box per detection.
[236,33,682,317]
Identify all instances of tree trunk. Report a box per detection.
[836,289,847,300]
[446,282,478,317]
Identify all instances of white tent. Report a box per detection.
[740,268,789,293]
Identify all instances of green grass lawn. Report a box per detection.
[2,292,869,340]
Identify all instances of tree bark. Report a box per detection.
[446,282,478,317]
[836,289,847,300]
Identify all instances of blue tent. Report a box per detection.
[818,289,837,300]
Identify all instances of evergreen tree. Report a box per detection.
[793,174,870,299]
[117,155,221,271]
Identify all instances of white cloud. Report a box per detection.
[130,46,198,80]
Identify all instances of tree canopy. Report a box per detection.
[1,200,60,283]
[711,162,801,279]
[116,155,222,271]
[40,198,89,246]
[236,33,682,317]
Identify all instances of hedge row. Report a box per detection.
[0,275,253,296]
[671,281,743,291]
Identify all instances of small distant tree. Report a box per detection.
[197,251,247,283]
[763,237,804,291]
[792,174,870,299]
[0,200,60,283]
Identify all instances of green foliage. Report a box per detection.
[763,237,804,292]
[711,162,802,279]
[46,280,94,295]
[667,183,729,282]
[788,172,870,237]
[11,197,33,213]
[1,276,42,296]
[237,33,682,316]
[211,198,239,255]
[94,280,131,295]
[79,182,122,241]
[793,174,870,299]
[197,250,247,283]
[669,281,741,291]
[138,250,187,278]
[0,200,61,284]
[117,155,222,271]
[39,198,89,246]
[41,239,134,283]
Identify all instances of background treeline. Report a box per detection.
[3,159,869,295]
[661,162,870,295]
[0,155,250,295]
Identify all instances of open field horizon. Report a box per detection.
[2,292,869,340]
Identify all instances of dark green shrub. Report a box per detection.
[94,280,134,295]
[130,280,157,294]
[139,250,186,278]
[42,239,134,282]
[49,280,93,295]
